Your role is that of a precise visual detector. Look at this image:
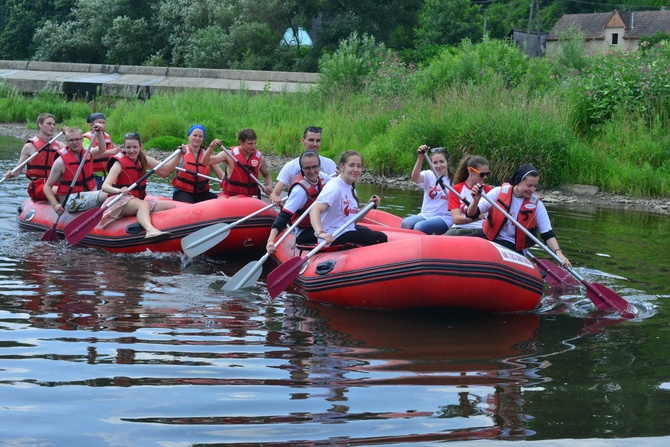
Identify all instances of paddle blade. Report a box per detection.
[41,225,58,242]
[534,258,580,287]
[64,207,104,245]
[181,223,231,257]
[266,256,307,299]
[585,282,637,319]
[223,258,265,291]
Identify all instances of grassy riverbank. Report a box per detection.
[2,37,669,198]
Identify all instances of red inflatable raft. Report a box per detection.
[270,210,544,312]
[17,196,276,256]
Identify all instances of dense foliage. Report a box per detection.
[1,0,668,70]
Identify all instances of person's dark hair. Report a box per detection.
[123,132,148,175]
[303,126,322,138]
[338,150,362,206]
[509,164,539,186]
[454,155,489,184]
[87,112,105,123]
[238,128,257,142]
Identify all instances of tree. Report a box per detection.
[415,0,484,47]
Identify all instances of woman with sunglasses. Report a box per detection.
[400,145,453,234]
[467,164,572,267]
[99,132,185,240]
[445,155,493,236]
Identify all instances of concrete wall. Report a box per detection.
[0,60,320,98]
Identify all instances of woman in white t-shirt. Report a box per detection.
[310,150,387,246]
[400,145,453,234]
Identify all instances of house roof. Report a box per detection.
[547,10,670,41]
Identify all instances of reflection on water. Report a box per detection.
[1,134,669,446]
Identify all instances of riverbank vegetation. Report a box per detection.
[1,33,669,197]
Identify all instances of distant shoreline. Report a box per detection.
[1,122,668,215]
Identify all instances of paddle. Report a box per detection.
[181,197,285,258]
[425,153,581,289]
[523,249,580,288]
[63,148,183,245]
[176,166,220,183]
[266,201,376,299]
[224,202,318,291]
[41,137,96,241]
[0,131,64,185]
[472,181,636,319]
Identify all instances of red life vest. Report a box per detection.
[221,146,262,197]
[25,136,65,180]
[108,152,146,199]
[286,174,325,228]
[83,131,114,173]
[55,147,96,195]
[171,147,211,194]
[483,183,540,251]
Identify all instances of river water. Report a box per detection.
[0,135,669,446]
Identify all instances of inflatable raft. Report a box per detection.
[17,196,277,256]
[270,211,544,312]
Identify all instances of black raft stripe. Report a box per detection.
[296,259,544,295]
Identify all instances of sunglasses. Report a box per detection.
[302,164,321,172]
[124,132,141,140]
[430,147,447,154]
[305,126,322,133]
[469,167,491,178]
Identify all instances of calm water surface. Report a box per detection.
[0,135,669,446]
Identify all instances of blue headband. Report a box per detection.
[188,124,206,139]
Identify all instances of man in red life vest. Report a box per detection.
[43,126,109,215]
[215,128,273,198]
[83,112,120,189]
[266,151,330,252]
[4,113,66,201]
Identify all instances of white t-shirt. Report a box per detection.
[449,182,483,230]
[276,155,337,186]
[416,170,452,226]
[314,176,359,237]
[283,173,330,214]
[477,186,552,245]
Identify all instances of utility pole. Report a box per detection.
[527,0,542,56]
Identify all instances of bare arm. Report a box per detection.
[43,160,64,214]
[310,202,332,243]
[271,181,286,206]
[411,145,429,183]
[259,156,273,196]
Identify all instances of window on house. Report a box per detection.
[611,33,619,45]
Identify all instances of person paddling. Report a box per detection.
[270,126,337,205]
[266,151,330,253]
[467,163,572,267]
[4,113,66,200]
[446,155,493,237]
[401,145,453,234]
[82,112,120,189]
[212,128,274,198]
[99,132,184,240]
[171,124,225,203]
[43,126,108,215]
[310,150,387,247]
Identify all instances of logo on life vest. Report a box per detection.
[251,159,259,167]
[524,203,536,210]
